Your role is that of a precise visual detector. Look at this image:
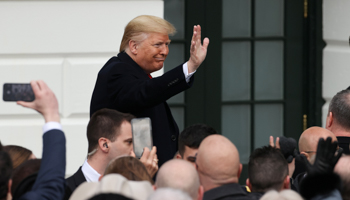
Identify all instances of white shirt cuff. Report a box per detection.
[42,122,62,135]
[183,62,196,83]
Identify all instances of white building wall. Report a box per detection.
[323,0,350,126]
[0,0,163,176]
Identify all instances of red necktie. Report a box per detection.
[148,74,152,79]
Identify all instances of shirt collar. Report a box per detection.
[81,159,101,182]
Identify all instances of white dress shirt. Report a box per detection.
[81,159,101,182]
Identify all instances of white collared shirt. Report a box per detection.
[81,159,101,182]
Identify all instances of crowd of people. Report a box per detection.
[1,15,350,200]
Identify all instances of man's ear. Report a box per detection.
[129,40,138,55]
[326,112,333,130]
[237,163,243,178]
[175,153,182,159]
[8,179,12,195]
[98,138,109,153]
[300,152,310,161]
[197,185,204,200]
[98,175,103,181]
[246,178,252,189]
[283,175,290,190]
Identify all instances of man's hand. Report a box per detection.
[187,25,210,73]
[17,80,60,123]
[139,146,158,178]
[269,136,280,149]
[302,137,342,175]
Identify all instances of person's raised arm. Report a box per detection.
[187,25,210,74]
[17,80,60,123]
[15,80,65,200]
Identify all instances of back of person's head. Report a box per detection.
[155,159,201,200]
[328,89,350,131]
[3,145,33,169]
[104,156,153,184]
[334,155,350,199]
[11,159,41,197]
[248,146,289,192]
[87,108,134,154]
[0,151,13,200]
[70,174,153,200]
[298,126,337,163]
[119,15,176,52]
[196,135,241,191]
[147,188,192,200]
[178,124,218,159]
[260,190,304,200]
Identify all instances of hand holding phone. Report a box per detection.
[3,83,35,102]
[131,117,153,158]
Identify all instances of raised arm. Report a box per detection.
[17,80,66,200]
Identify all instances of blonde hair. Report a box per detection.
[119,15,176,52]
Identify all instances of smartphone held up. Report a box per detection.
[3,83,35,102]
[131,117,153,158]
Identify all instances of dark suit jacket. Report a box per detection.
[203,183,257,200]
[18,129,66,200]
[336,136,350,154]
[90,52,193,166]
[63,167,86,200]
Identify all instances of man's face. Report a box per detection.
[183,146,198,167]
[108,121,133,159]
[134,33,170,74]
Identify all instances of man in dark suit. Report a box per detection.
[64,109,158,200]
[90,15,209,167]
[196,135,254,200]
[15,80,66,200]
[326,88,350,154]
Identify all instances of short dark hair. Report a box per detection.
[87,109,134,153]
[248,146,288,192]
[329,89,350,131]
[0,151,13,200]
[178,124,218,157]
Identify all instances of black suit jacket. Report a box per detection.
[203,183,257,200]
[63,167,86,200]
[336,136,350,154]
[18,129,66,200]
[90,52,193,166]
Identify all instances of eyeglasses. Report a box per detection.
[303,147,343,154]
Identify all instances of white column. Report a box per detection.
[322,0,350,126]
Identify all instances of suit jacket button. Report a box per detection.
[171,135,176,141]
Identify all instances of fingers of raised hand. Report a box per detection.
[269,136,275,147]
[276,137,280,149]
[140,147,150,163]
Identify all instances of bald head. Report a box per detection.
[196,135,241,190]
[155,159,200,200]
[299,126,337,153]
